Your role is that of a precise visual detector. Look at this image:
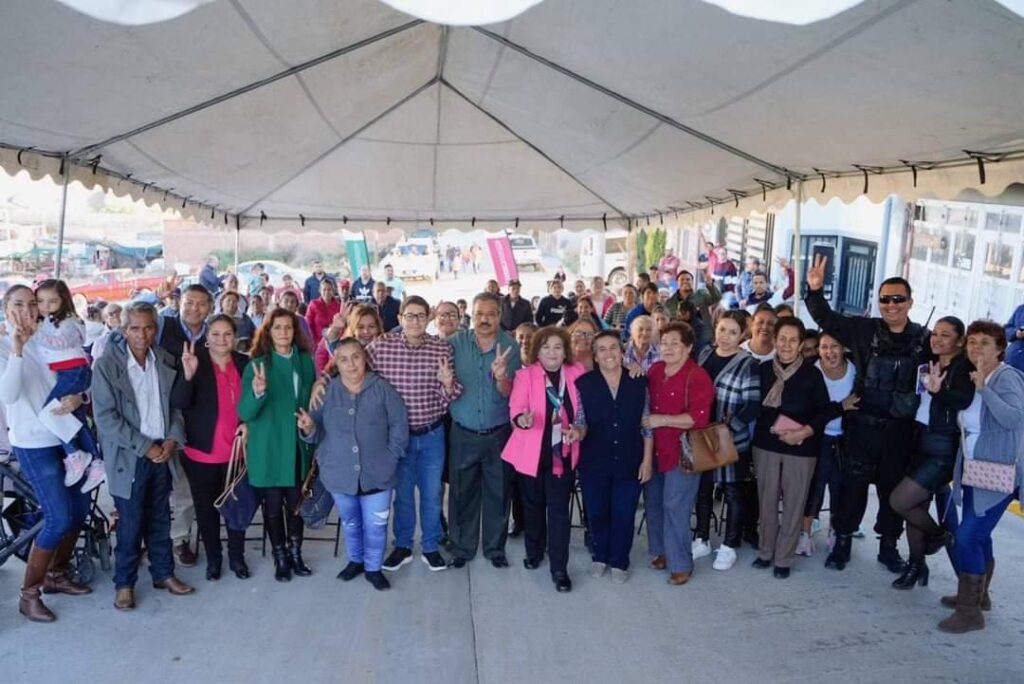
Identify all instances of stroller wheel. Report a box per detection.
[71,549,95,585]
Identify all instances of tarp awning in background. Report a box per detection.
[1,0,1023,230]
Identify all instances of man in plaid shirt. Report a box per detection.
[368,296,463,573]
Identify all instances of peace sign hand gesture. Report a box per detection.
[922,361,947,394]
[296,408,315,435]
[491,343,512,382]
[437,357,455,391]
[807,254,828,291]
[182,341,199,381]
[251,362,267,396]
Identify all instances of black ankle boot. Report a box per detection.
[877,535,906,574]
[272,545,292,582]
[288,537,312,577]
[227,531,250,579]
[206,556,222,581]
[825,534,852,570]
[892,558,928,590]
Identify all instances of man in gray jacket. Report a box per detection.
[92,302,193,611]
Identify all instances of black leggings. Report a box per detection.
[260,486,303,547]
[889,427,956,561]
[180,457,228,561]
[694,476,743,548]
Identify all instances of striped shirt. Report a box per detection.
[624,341,661,373]
[366,332,463,429]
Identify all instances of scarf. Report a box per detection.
[763,355,802,409]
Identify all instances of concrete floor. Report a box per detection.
[2,499,1023,684]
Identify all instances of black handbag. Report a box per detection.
[295,460,334,530]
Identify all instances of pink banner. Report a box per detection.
[486,236,519,286]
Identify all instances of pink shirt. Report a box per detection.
[184,362,241,464]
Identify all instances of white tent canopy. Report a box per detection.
[2,0,1023,230]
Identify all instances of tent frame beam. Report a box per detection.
[472,27,794,181]
[441,79,629,221]
[69,19,425,160]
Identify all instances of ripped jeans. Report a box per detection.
[331,490,392,571]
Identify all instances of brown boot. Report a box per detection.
[19,545,56,623]
[941,560,995,612]
[938,573,985,634]
[43,531,92,596]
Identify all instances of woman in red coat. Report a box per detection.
[644,322,714,586]
[304,279,341,348]
[501,326,584,592]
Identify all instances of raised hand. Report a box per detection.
[251,362,267,396]
[491,343,512,381]
[437,357,455,390]
[806,254,827,291]
[969,370,986,390]
[10,308,37,354]
[181,340,199,381]
[296,408,315,435]
[922,361,947,394]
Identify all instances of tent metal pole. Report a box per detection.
[55,155,71,279]
[234,220,240,275]
[792,181,803,317]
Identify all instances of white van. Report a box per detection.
[579,229,629,288]
[508,233,543,271]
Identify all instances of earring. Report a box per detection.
[204,342,210,348]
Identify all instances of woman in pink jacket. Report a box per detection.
[502,326,585,592]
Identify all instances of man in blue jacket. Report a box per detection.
[1004,304,1024,372]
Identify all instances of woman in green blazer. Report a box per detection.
[238,308,316,582]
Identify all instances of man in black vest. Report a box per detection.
[805,256,930,574]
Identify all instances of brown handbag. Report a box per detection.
[679,367,739,473]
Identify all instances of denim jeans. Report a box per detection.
[332,490,391,571]
[393,425,445,553]
[13,446,90,549]
[953,486,1013,575]
[45,365,100,459]
[113,456,175,588]
[644,468,701,573]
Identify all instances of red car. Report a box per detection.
[70,269,174,303]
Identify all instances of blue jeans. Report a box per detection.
[113,456,175,588]
[580,470,641,570]
[644,468,701,573]
[393,425,445,553]
[952,486,1013,575]
[45,365,100,459]
[332,490,391,571]
[13,446,90,549]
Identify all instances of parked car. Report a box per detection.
[385,239,439,281]
[237,260,310,289]
[508,233,544,271]
[70,269,171,303]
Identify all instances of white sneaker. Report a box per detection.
[712,544,737,570]
[80,459,107,493]
[590,561,607,579]
[795,532,815,557]
[691,539,712,560]
[610,568,629,584]
[63,451,92,487]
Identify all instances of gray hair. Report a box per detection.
[121,301,159,328]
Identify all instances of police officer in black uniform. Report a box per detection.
[805,255,930,574]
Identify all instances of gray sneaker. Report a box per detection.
[610,568,630,584]
[589,561,607,579]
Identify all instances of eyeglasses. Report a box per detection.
[878,295,909,305]
[402,313,428,322]
[438,312,459,320]
[572,331,595,339]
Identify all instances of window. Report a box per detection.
[953,230,975,271]
[983,240,1013,280]
[910,224,950,265]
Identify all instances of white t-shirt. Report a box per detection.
[816,360,856,436]
[960,395,982,460]
[740,340,775,362]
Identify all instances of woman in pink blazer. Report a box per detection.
[502,326,585,592]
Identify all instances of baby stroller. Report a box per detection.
[0,450,112,584]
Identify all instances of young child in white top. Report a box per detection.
[34,280,106,493]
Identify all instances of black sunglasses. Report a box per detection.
[878,294,909,305]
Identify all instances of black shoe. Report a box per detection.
[553,572,572,593]
[523,557,542,570]
[288,538,312,577]
[825,534,852,571]
[272,545,292,582]
[490,555,509,568]
[448,556,467,569]
[228,556,250,580]
[924,530,955,557]
[892,559,929,590]
[751,557,771,569]
[421,551,448,572]
[206,557,222,581]
[337,562,365,581]
[773,566,791,579]
[365,571,391,591]
[382,547,413,572]
[877,536,906,574]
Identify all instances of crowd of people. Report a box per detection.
[1,249,1022,639]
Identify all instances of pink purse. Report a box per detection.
[961,459,1016,494]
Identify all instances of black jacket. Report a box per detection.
[535,295,571,327]
[171,351,249,453]
[500,295,534,331]
[376,296,401,332]
[159,318,206,363]
[923,353,976,434]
